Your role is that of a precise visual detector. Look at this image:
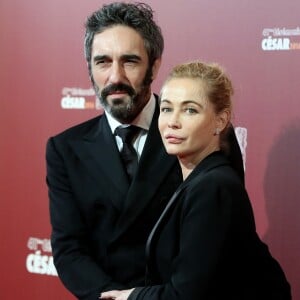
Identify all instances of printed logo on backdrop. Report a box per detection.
[61,87,102,110]
[26,237,57,276]
[235,127,247,171]
[261,27,300,51]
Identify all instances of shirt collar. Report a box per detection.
[105,94,156,134]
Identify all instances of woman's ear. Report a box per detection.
[216,110,230,132]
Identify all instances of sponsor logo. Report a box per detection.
[261,27,300,51]
[235,127,247,170]
[26,237,57,276]
[61,87,102,110]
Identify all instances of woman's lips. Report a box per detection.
[164,134,185,144]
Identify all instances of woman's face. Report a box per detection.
[159,77,223,165]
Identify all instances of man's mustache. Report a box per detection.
[101,83,136,99]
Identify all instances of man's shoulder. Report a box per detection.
[52,114,105,140]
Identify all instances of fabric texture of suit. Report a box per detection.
[129,152,291,300]
[46,101,182,299]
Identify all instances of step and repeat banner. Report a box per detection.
[1,0,299,299]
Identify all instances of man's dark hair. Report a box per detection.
[84,2,164,78]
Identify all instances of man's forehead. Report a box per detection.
[94,26,144,48]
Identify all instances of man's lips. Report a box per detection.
[108,90,127,96]
[164,134,185,144]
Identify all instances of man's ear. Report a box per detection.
[87,62,94,84]
[151,58,162,81]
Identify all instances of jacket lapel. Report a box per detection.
[69,115,129,209]
[145,184,185,276]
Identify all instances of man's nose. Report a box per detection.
[108,62,125,84]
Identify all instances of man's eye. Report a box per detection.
[95,60,109,67]
[124,60,138,66]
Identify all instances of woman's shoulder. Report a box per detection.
[188,152,243,189]
[181,157,246,212]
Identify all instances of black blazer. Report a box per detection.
[46,102,182,299]
[129,152,291,300]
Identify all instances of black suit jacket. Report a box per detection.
[129,152,291,300]
[46,102,182,299]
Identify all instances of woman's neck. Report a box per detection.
[179,161,196,180]
[178,147,220,180]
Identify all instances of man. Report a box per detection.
[46,2,243,300]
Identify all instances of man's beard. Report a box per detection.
[94,68,153,123]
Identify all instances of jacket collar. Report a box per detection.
[182,151,229,187]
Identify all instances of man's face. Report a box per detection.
[91,25,160,123]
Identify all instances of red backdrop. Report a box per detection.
[1,0,299,299]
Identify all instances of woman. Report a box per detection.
[101,61,291,299]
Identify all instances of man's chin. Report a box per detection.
[101,95,142,122]
[110,97,129,106]
[108,101,133,117]
[110,108,135,123]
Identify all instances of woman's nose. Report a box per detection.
[167,113,181,129]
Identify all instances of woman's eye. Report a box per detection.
[185,107,198,114]
[161,107,171,113]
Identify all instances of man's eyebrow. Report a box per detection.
[93,55,108,62]
[121,54,142,61]
[92,54,142,63]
